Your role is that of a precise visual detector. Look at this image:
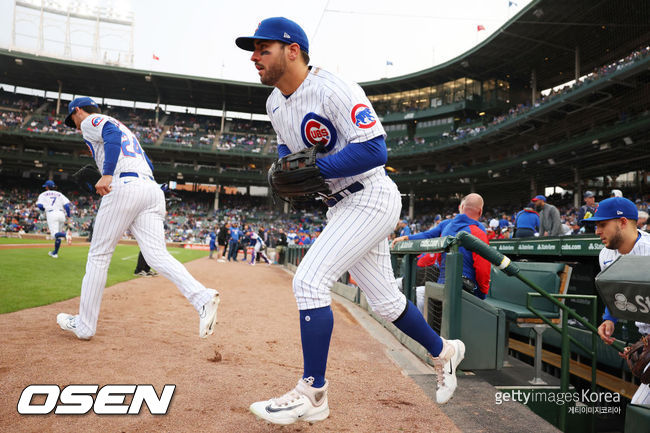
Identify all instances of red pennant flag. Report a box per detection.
[477,25,486,31]
[152,54,160,61]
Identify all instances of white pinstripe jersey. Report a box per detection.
[599,230,650,334]
[266,67,386,192]
[80,113,153,177]
[36,190,70,213]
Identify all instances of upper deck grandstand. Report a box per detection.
[0,0,648,210]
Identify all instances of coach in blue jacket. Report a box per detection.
[514,203,540,238]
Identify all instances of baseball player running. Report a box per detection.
[36,180,72,258]
[56,97,219,340]
[236,17,465,426]
[249,231,270,265]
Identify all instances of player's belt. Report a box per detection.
[323,181,364,207]
[119,172,155,181]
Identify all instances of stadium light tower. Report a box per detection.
[10,0,135,67]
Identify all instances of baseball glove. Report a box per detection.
[72,164,101,194]
[620,335,650,384]
[268,145,330,201]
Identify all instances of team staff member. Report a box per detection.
[36,180,72,258]
[533,195,562,236]
[513,203,539,238]
[397,219,411,237]
[576,191,598,233]
[218,222,229,261]
[438,194,491,299]
[236,17,464,426]
[56,97,219,340]
[392,195,490,299]
[587,197,650,405]
[208,229,217,259]
[227,223,241,261]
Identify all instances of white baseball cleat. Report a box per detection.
[250,377,329,425]
[431,338,465,404]
[48,251,58,258]
[56,313,90,340]
[199,292,220,338]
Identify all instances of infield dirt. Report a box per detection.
[0,256,459,432]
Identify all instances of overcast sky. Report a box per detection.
[0,0,532,84]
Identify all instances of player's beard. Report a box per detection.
[604,225,624,250]
[260,54,287,87]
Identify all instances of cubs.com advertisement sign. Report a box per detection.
[595,255,650,322]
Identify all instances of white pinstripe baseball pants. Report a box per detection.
[293,172,406,321]
[46,210,66,235]
[75,177,216,338]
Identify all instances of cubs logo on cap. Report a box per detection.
[300,113,337,152]
[350,104,377,129]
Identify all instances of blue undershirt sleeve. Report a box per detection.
[37,204,44,211]
[315,135,387,179]
[101,122,123,176]
[278,144,291,158]
[63,203,71,217]
[408,225,443,240]
[602,306,618,324]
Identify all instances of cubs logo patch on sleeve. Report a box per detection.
[300,113,337,152]
[350,104,377,129]
[91,117,104,127]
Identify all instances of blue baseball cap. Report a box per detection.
[236,17,309,54]
[65,97,99,128]
[531,195,546,202]
[42,180,56,188]
[582,197,638,222]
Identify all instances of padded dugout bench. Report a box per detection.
[485,262,572,384]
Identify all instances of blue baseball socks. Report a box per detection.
[54,232,66,255]
[393,300,443,357]
[299,306,333,388]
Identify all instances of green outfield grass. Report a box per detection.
[0,245,208,314]
[0,237,53,244]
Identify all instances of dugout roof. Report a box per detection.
[363,0,650,94]
[0,49,272,114]
[0,0,648,113]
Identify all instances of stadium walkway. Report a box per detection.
[0,256,558,432]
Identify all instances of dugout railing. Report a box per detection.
[284,233,642,432]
